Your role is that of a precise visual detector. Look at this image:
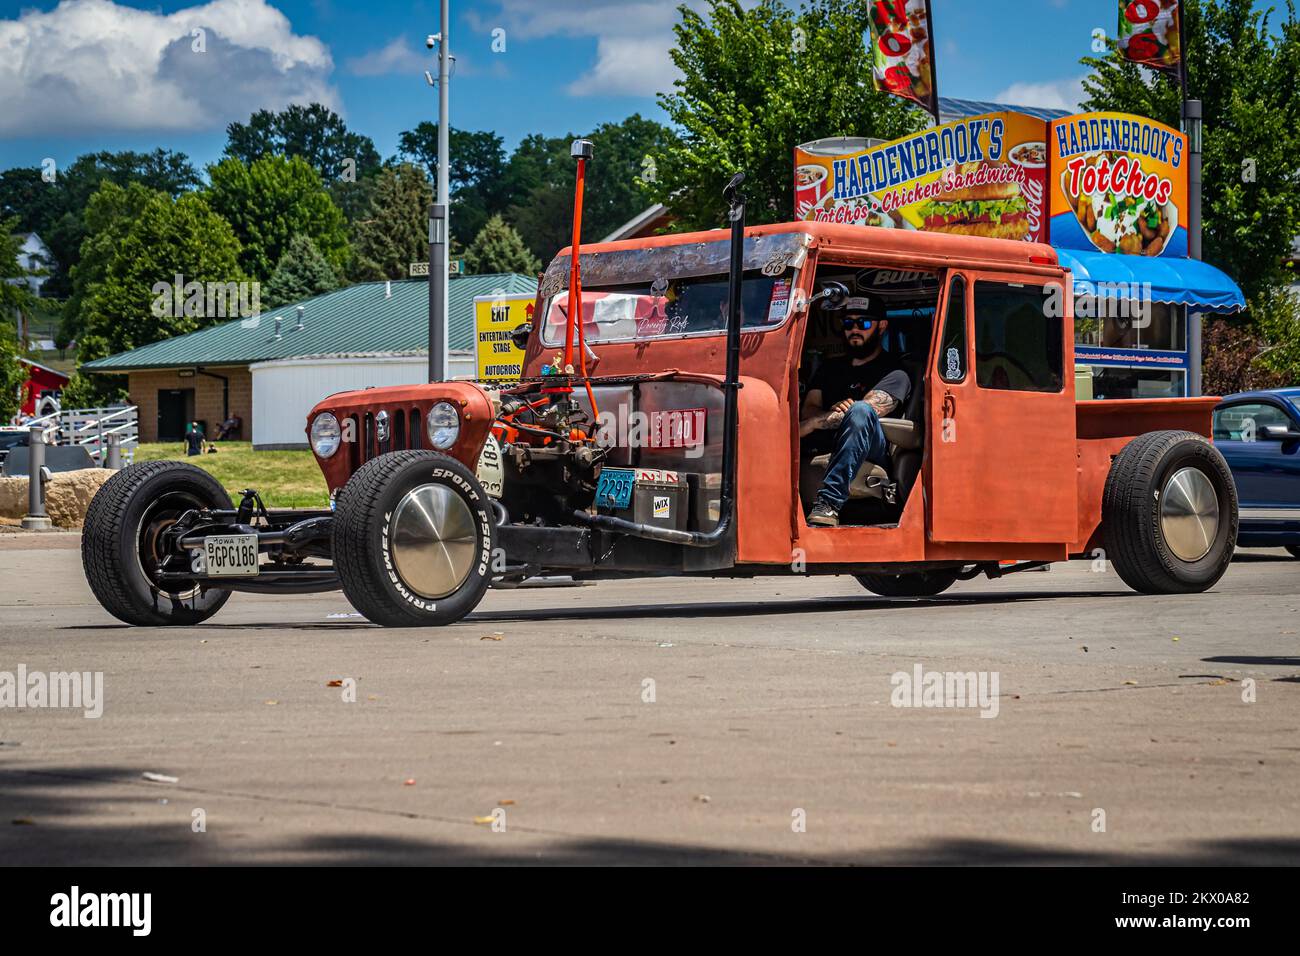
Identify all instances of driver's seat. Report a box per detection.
[801,359,925,510]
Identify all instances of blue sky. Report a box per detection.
[0,0,1140,173]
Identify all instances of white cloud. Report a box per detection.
[0,0,338,136]
[568,35,684,97]
[345,37,426,78]
[992,75,1087,112]
[467,0,722,98]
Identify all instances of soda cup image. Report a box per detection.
[795,163,830,219]
[1008,141,1047,242]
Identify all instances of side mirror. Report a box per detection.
[1259,424,1300,441]
[809,280,850,310]
[510,322,533,351]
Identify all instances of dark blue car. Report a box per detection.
[1213,389,1300,555]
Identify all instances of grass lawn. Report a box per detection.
[133,441,329,508]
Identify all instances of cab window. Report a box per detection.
[973,282,1063,392]
[937,275,967,384]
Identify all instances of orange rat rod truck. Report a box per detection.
[82,165,1238,628]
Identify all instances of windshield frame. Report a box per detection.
[538,232,810,348]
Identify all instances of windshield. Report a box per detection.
[540,270,798,346]
[538,231,809,346]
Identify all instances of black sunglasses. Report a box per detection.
[841,316,876,331]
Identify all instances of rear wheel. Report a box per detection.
[856,568,959,597]
[333,451,495,627]
[81,460,233,626]
[1102,430,1237,594]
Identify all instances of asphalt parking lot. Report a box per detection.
[1,532,1297,865]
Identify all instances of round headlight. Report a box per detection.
[427,401,460,450]
[311,412,341,458]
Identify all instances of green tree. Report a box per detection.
[0,323,26,422]
[652,0,923,230]
[463,215,542,276]
[350,162,435,280]
[506,116,679,262]
[0,219,39,320]
[58,369,128,410]
[1,223,36,420]
[399,125,511,245]
[225,104,382,184]
[0,149,199,296]
[76,193,245,364]
[62,182,162,349]
[263,234,339,307]
[205,155,350,281]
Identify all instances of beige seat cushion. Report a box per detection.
[807,454,891,500]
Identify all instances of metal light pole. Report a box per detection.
[426,0,452,382]
[1184,98,1204,397]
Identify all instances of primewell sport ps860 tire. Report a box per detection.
[1102,430,1238,594]
[81,460,233,626]
[333,450,495,627]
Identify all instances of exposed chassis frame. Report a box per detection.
[153,503,1055,596]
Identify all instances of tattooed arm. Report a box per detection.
[862,389,899,418]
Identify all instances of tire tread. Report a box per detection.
[81,460,232,625]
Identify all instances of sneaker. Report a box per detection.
[808,497,840,527]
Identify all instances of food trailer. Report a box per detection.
[795,109,1245,399]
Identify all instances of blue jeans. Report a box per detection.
[819,402,890,509]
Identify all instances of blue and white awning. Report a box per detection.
[1054,248,1245,314]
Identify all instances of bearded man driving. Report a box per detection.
[799,295,911,527]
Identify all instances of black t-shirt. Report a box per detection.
[804,352,911,452]
[809,352,910,409]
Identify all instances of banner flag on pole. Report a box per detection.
[1117,0,1182,77]
[867,0,939,121]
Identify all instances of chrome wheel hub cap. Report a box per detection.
[391,484,478,599]
[1160,467,1219,562]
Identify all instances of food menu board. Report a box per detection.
[1047,112,1188,257]
[794,111,1048,244]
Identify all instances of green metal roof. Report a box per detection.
[82,274,537,372]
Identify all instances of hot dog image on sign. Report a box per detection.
[1048,113,1188,257]
[867,0,938,116]
[1118,0,1182,74]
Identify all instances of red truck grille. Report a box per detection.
[343,407,427,473]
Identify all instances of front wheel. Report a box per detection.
[333,451,495,627]
[81,460,233,626]
[856,568,959,597]
[1102,430,1237,594]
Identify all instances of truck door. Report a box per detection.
[927,271,1078,543]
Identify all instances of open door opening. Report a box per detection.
[796,265,938,527]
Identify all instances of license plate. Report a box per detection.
[203,534,260,577]
[595,468,635,510]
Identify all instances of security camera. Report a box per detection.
[426,34,439,49]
